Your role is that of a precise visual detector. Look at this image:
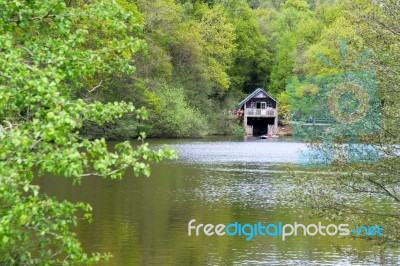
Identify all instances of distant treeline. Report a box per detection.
[78,0,396,139]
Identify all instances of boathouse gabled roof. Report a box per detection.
[238,88,278,108]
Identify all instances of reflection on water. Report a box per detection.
[37,137,399,265]
[173,139,304,164]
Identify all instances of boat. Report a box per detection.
[260,134,279,139]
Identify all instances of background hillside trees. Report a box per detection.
[80,0,270,138]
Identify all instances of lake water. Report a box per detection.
[38,137,399,265]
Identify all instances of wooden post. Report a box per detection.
[244,104,249,135]
[275,102,279,134]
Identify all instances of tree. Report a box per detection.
[285,0,400,262]
[267,0,313,94]
[134,0,240,136]
[0,0,174,264]
[218,0,270,92]
[199,4,236,93]
[151,84,208,138]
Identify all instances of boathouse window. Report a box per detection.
[261,102,266,109]
[266,101,272,108]
[251,102,256,108]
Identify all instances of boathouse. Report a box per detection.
[238,88,278,136]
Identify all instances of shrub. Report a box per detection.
[150,84,208,137]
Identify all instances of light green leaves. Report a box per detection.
[0,0,175,264]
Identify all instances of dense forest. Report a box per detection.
[77,0,391,139]
[1,0,398,264]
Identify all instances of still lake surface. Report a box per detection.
[38,137,399,265]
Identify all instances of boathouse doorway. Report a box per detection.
[247,117,275,136]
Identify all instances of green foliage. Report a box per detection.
[220,121,245,136]
[151,84,208,138]
[200,4,237,91]
[280,0,400,261]
[218,0,270,91]
[255,0,399,260]
[1,0,398,263]
[261,0,313,94]
[277,91,289,123]
[0,0,175,264]
[281,0,311,11]
[104,0,258,138]
[70,0,273,139]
